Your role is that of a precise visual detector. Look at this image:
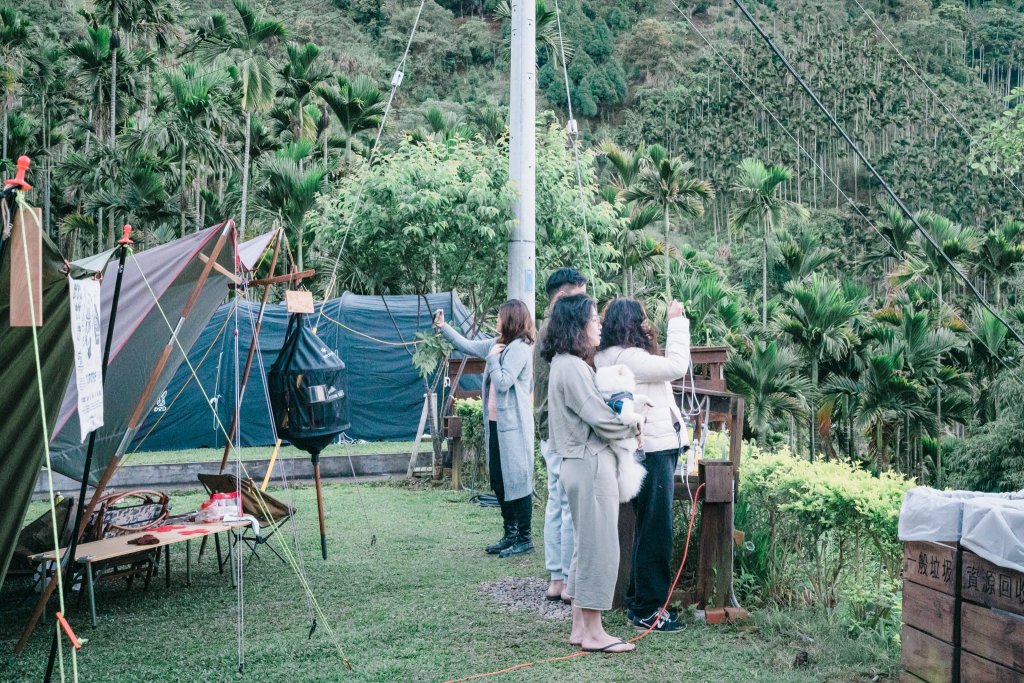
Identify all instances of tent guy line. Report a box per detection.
[131,253,353,671]
[13,185,81,683]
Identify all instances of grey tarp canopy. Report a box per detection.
[48,224,275,485]
[132,291,480,451]
[0,225,98,589]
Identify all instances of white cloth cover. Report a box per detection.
[898,487,1024,543]
[960,498,1024,574]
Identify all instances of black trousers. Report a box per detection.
[488,421,532,534]
[626,448,678,616]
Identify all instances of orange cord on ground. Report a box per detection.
[445,483,705,683]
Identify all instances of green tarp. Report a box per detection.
[0,228,89,589]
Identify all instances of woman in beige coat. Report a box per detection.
[594,298,690,633]
[541,294,642,654]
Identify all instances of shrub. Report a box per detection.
[735,448,913,611]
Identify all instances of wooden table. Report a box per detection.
[31,520,250,626]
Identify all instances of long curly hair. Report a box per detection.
[598,297,659,354]
[540,294,597,363]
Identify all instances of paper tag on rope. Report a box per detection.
[286,290,314,314]
[70,277,104,441]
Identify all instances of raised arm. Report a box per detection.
[488,340,531,393]
[629,316,691,383]
[562,358,639,442]
[440,322,496,359]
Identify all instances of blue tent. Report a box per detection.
[132,291,479,451]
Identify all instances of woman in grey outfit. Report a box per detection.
[542,294,642,654]
[434,300,536,557]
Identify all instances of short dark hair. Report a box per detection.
[599,298,658,354]
[540,294,597,362]
[545,267,587,297]
[497,299,536,345]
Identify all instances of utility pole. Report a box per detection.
[508,0,537,317]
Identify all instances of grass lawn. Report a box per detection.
[118,441,418,467]
[1,483,898,682]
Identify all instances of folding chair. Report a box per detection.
[82,490,170,594]
[6,497,75,599]
[197,474,294,566]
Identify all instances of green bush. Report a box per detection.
[454,398,487,488]
[735,448,913,613]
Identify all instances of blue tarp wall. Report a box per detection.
[132,291,479,451]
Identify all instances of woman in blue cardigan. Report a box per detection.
[434,299,536,557]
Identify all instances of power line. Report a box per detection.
[849,0,1024,204]
[728,0,1024,352]
[669,1,1024,387]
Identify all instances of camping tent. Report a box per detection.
[48,224,275,484]
[132,291,480,451]
[0,220,96,589]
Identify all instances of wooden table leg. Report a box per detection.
[215,533,223,573]
[85,561,97,628]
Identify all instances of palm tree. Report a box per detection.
[968,305,1015,423]
[777,274,859,460]
[254,140,330,271]
[725,339,811,449]
[193,0,285,238]
[913,210,980,306]
[124,65,235,234]
[779,232,837,284]
[68,25,114,142]
[730,158,809,328]
[316,75,385,166]
[971,220,1024,308]
[0,6,30,161]
[600,140,646,194]
[277,42,329,145]
[494,0,573,67]
[624,144,714,300]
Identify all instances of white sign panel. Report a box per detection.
[70,277,104,441]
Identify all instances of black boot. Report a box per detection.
[486,521,517,555]
[499,527,534,558]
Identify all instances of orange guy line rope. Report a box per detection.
[445,483,706,683]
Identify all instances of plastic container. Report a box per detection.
[210,491,242,517]
[195,501,220,523]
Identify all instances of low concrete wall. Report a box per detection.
[33,451,438,499]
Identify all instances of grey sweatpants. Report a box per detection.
[562,449,620,611]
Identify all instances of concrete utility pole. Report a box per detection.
[508,0,537,317]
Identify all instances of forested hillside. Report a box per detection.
[3,0,1024,489]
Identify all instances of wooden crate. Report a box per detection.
[903,580,957,643]
[960,601,1024,675]
[959,550,1024,679]
[904,541,960,595]
[901,625,956,683]
[901,541,961,683]
[961,551,1024,616]
[960,651,1024,683]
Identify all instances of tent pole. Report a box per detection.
[219,229,282,474]
[16,221,234,655]
[43,225,133,683]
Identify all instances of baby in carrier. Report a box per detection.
[594,364,651,502]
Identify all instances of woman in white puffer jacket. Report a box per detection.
[594,298,690,633]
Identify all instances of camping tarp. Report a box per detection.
[133,291,480,451]
[49,225,275,484]
[0,224,93,588]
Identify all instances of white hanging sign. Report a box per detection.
[70,277,104,441]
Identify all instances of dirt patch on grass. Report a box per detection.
[479,576,571,620]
